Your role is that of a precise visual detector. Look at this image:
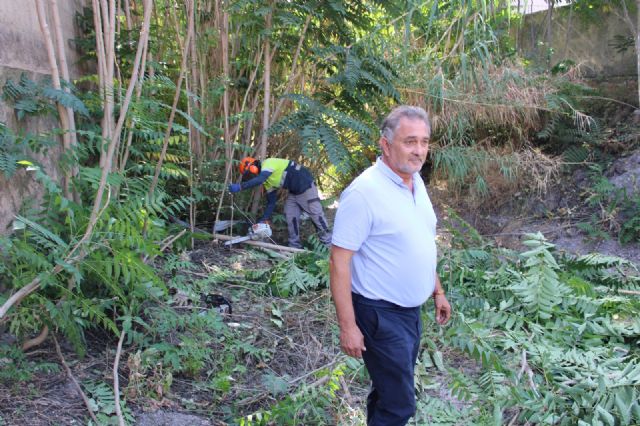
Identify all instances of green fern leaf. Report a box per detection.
[42,87,89,116]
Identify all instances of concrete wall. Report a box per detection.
[0,0,85,233]
[518,8,637,78]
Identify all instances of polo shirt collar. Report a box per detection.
[375,156,419,189]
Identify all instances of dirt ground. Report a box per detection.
[0,242,351,425]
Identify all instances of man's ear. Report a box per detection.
[380,137,391,156]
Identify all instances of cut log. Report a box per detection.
[212,233,307,253]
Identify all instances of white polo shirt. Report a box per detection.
[332,157,438,307]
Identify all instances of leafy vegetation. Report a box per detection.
[575,165,640,244]
[2,0,640,424]
[425,222,640,424]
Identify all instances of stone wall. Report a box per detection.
[0,0,85,233]
[518,7,636,78]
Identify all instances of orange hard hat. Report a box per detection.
[239,157,259,175]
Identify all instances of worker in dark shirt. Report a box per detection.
[228,157,332,248]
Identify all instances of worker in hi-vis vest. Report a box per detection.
[228,157,332,248]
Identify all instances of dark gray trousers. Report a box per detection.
[284,184,331,248]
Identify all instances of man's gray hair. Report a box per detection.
[380,106,430,143]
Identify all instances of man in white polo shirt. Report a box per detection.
[330,105,451,426]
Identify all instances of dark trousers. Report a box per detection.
[352,293,422,426]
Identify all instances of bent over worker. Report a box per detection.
[228,157,332,248]
[330,106,451,426]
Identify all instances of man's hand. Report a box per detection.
[434,294,451,325]
[228,183,241,193]
[340,323,366,358]
[330,245,364,358]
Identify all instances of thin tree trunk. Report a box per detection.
[187,75,196,247]
[213,1,232,227]
[118,27,148,175]
[35,0,72,199]
[123,0,132,32]
[91,0,107,116]
[231,46,263,148]
[149,0,194,198]
[188,2,202,163]
[113,329,126,426]
[49,0,79,200]
[186,0,197,246]
[257,7,272,161]
[270,14,310,126]
[94,0,113,168]
[249,5,273,216]
[93,0,151,227]
[516,0,520,50]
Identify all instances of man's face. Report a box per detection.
[381,117,430,179]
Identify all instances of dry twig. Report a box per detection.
[517,349,540,397]
[113,329,126,426]
[53,334,99,424]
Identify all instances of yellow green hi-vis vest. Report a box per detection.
[261,158,290,192]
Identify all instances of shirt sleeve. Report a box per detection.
[331,188,372,251]
[258,190,278,222]
[240,170,272,190]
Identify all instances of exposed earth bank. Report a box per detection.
[437,149,640,266]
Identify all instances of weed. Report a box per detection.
[84,380,135,425]
[0,343,59,383]
[579,165,640,243]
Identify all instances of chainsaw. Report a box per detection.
[224,222,272,246]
